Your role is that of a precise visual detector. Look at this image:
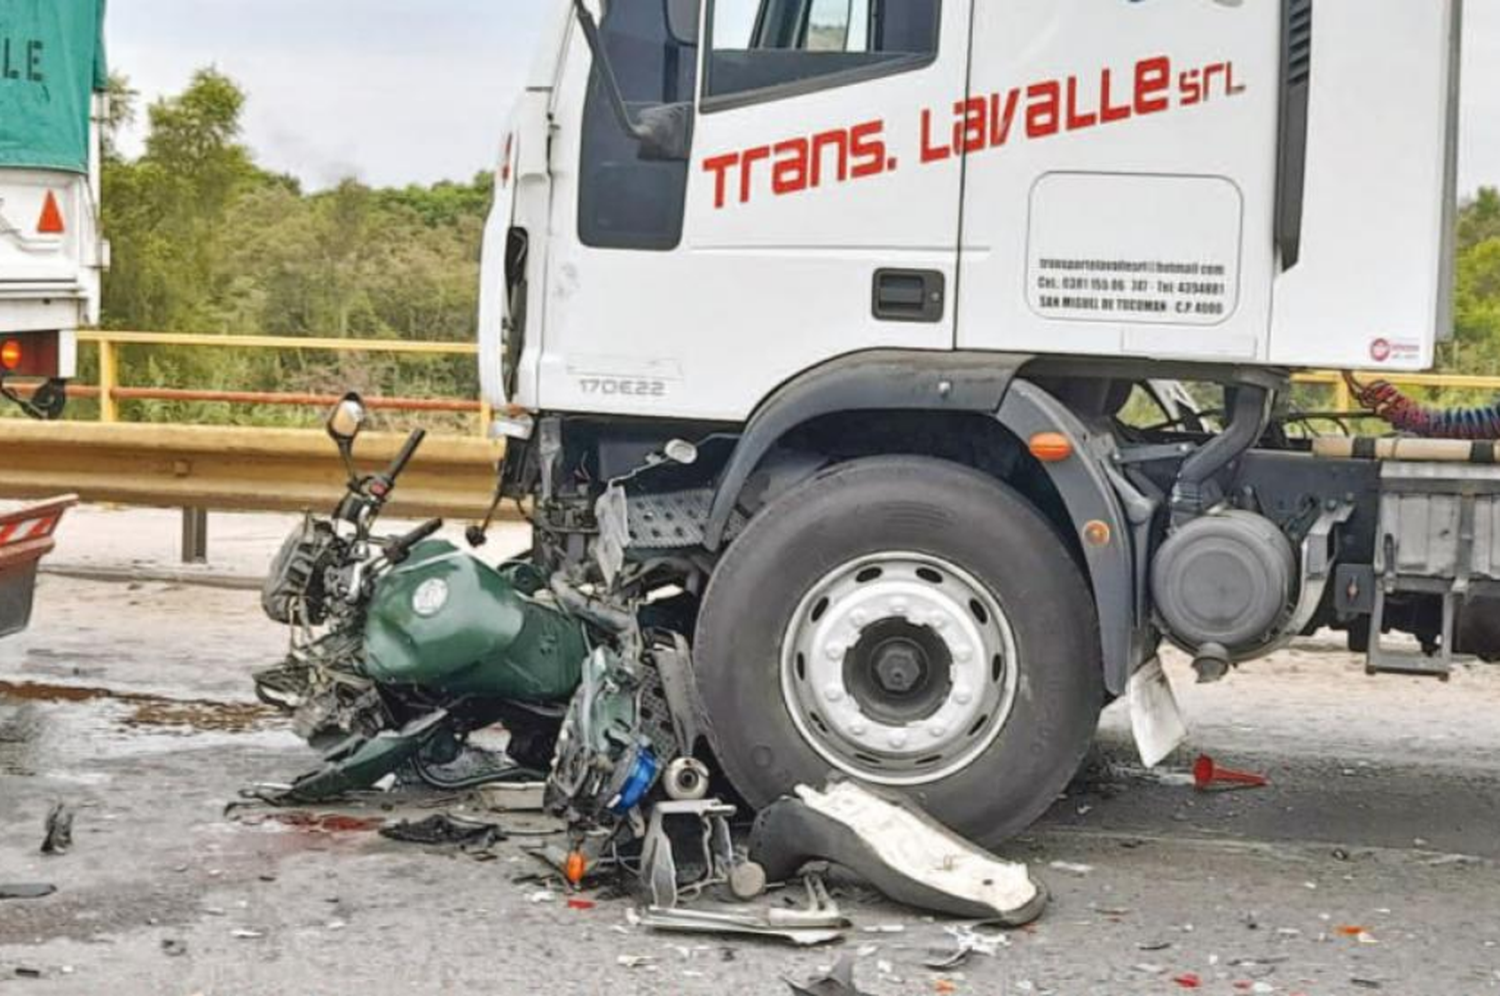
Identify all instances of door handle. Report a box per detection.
[872,269,945,323]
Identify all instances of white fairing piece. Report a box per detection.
[494,0,1463,422]
[795,780,1041,919]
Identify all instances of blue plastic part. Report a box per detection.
[611,747,659,814]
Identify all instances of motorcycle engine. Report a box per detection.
[262,516,341,625]
[546,646,678,827]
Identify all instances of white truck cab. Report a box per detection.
[477,0,1474,844]
[0,0,108,419]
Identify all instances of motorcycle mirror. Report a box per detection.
[326,393,367,448]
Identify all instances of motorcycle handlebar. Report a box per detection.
[384,429,427,483]
[387,517,444,563]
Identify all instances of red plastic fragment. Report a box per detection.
[1193,754,1270,791]
[1172,973,1203,989]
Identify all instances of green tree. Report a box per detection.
[1459,187,1500,253]
[93,66,490,427]
[102,68,262,333]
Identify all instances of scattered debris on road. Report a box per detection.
[786,955,870,996]
[378,813,506,850]
[0,882,55,900]
[751,781,1047,924]
[1193,754,1270,792]
[39,802,73,855]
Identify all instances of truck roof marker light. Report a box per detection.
[37,192,65,235]
[1028,432,1074,463]
[0,339,22,371]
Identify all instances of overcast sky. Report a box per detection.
[111,1,1500,194]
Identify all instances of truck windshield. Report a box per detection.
[706,0,938,102]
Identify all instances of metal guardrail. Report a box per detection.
[0,420,503,519]
[1,331,503,563]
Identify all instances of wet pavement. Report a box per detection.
[3,523,1500,994]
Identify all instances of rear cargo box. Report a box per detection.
[0,0,107,175]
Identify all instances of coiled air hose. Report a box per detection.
[1343,371,1500,441]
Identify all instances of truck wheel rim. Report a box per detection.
[780,552,1019,786]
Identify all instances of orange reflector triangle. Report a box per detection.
[37,191,65,235]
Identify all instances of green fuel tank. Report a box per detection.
[362,542,588,702]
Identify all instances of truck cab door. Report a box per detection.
[537,0,968,423]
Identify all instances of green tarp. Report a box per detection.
[0,0,107,174]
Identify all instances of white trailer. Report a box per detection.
[476,0,1473,844]
[0,0,108,419]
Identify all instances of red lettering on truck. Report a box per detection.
[702,120,888,208]
[701,55,1245,210]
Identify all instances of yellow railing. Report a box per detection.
[72,330,491,433]
[1294,369,1500,414]
[41,329,1500,432]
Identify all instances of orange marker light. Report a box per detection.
[37,191,65,235]
[1083,520,1112,547]
[1028,432,1074,463]
[0,339,22,371]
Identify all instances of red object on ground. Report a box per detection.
[1172,973,1203,989]
[566,898,596,911]
[268,812,384,833]
[0,496,76,639]
[1193,754,1270,792]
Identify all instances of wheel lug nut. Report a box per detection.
[955,687,973,705]
[928,724,947,739]
[825,643,844,661]
[850,721,868,736]
[889,599,909,616]
[954,646,973,663]
[823,685,845,703]
[851,610,868,626]
[888,731,908,749]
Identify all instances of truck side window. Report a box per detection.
[706,0,938,105]
[579,0,699,251]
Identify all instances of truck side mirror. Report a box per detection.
[664,0,700,46]
[571,0,694,161]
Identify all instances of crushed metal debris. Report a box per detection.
[379,813,506,849]
[39,803,72,855]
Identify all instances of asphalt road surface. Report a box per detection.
[3,509,1499,995]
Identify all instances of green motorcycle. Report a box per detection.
[255,395,689,825]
